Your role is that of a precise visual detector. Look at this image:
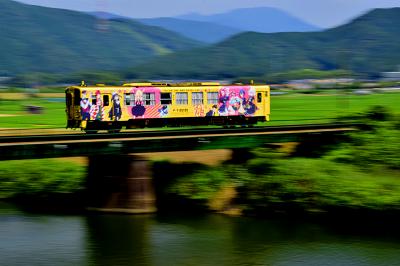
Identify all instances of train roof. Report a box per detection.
[67,81,269,90]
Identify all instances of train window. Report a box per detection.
[103,95,109,106]
[144,93,155,106]
[161,93,172,105]
[192,92,203,105]
[125,93,133,106]
[125,94,129,105]
[207,92,218,104]
[73,89,80,105]
[176,92,188,105]
[257,92,262,103]
[91,94,97,105]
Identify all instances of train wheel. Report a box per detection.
[85,130,98,134]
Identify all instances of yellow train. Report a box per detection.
[65,82,270,132]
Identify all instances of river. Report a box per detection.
[1,203,400,266]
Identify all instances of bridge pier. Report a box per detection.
[86,155,156,213]
[230,148,254,163]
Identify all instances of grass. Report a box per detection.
[0,98,66,128]
[268,92,400,125]
[1,91,400,129]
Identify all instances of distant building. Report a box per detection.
[382,65,400,81]
[382,72,400,81]
[0,76,12,88]
[353,89,372,95]
[287,78,354,89]
[0,76,11,83]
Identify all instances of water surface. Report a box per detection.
[1,203,399,266]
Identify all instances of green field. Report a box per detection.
[1,91,400,129]
[269,92,400,125]
[0,98,65,129]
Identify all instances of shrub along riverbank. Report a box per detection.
[154,108,400,218]
[0,107,400,218]
[0,159,86,211]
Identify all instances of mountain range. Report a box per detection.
[176,7,320,33]
[91,7,320,43]
[0,0,200,74]
[139,7,320,43]
[1,0,400,80]
[126,8,400,79]
[137,18,241,44]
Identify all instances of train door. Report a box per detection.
[102,94,111,121]
[266,88,270,120]
[65,91,73,120]
[160,91,173,117]
[256,90,264,116]
[73,88,82,120]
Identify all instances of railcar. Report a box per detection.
[65,82,270,133]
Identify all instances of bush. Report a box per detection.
[0,159,86,198]
[365,105,392,121]
[166,118,400,215]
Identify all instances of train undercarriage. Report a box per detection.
[67,115,266,133]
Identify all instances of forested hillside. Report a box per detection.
[127,8,400,79]
[0,0,200,74]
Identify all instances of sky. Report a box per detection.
[16,0,400,28]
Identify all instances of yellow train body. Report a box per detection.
[65,82,270,132]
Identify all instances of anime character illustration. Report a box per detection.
[218,87,230,116]
[158,105,169,117]
[80,90,91,120]
[109,91,122,121]
[206,105,218,117]
[245,88,257,116]
[131,89,146,118]
[90,90,104,121]
[238,89,247,115]
[194,105,205,117]
[228,91,241,115]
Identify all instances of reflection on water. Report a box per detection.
[1,203,400,266]
[86,214,151,265]
[0,205,87,266]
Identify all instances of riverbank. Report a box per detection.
[155,157,400,219]
[0,156,87,214]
